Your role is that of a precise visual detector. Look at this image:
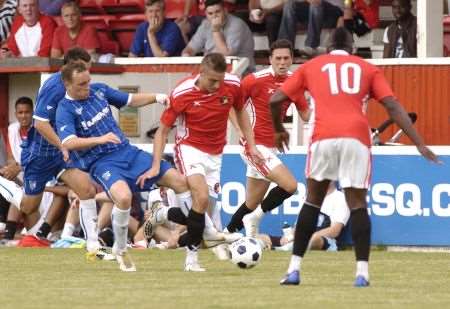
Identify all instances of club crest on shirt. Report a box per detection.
[95,90,105,101]
[75,107,83,115]
[220,96,229,105]
[102,170,112,181]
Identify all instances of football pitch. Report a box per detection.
[1,248,450,309]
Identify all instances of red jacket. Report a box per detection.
[7,15,56,57]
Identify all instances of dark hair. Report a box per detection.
[63,47,91,65]
[145,0,164,9]
[15,96,33,109]
[327,27,353,53]
[205,0,223,9]
[61,62,88,83]
[270,39,293,56]
[201,53,227,73]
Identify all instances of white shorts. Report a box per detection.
[174,144,222,198]
[306,138,371,189]
[240,145,282,180]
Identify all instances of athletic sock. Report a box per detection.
[261,186,293,213]
[292,202,320,257]
[111,206,130,253]
[61,223,76,239]
[36,222,51,238]
[226,202,253,233]
[167,207,187,225]
[79,199,99,248]
[287,255,302,273]
[186,209,205,250]
[356,261,369,280]
[4,220,17,240]
[350,207,371,278]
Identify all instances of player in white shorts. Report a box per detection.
[226,39,309,238]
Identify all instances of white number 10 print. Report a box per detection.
[321,62,361,95]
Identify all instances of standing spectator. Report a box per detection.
[129,0,185,57]
[0,0,17,46]
[383,0,416,58]
[182,0,255,73]
[279,0,344,57]
[3,0,56,58]
[39,0,69,16]
[343,0,380,37]
[51,2,100,59]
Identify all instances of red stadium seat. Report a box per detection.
[103,0,145,14]
[110,15,145,54]
[79,0,106,15]
[80,15,120,55]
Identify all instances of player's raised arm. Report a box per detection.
[380,96,440,163]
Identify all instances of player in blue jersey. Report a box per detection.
[56,62,193,272]
[0,48,109,258]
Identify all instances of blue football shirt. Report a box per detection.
[56,83,131,170]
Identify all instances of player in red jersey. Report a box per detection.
[270,27,439,287]
[138,53,263,271]
[225,39,310,238]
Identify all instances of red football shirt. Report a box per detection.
[161,73,244,155]
[242,67,308,147]
[281,50,394,147]
[51,23,100,54]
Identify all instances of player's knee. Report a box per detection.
[113,191,132,208]
[283,180,298,194]
[171,175,189,193]
[75,183,96,200]
[192,191,209,211]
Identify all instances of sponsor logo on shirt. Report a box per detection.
[81,107,110,130]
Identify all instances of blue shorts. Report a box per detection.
[22,155,66,195]
[90,145,172,194]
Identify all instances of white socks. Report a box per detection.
[251,206,264,220]
[79,199,99,252]
[61,223,76,239]
[356,261,369,280]
[112,206,130,254]
[0,176,23,210]
[287,255,302,273]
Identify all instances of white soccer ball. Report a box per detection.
[229,237,262,269]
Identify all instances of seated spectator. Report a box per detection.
[248,0,284,46]
[343,0,379,37]
[39,0,70,16]
[129,0,185,57]
[51,2,99,59]
[2,0,55,58]
[383,0,416,58]
[278,0,344,57]
[0,0,17,46]
[182,0,255,73]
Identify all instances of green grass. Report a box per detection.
[1,249,450,309]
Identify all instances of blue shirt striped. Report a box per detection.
[56,83,130,170]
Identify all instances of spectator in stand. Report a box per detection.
[278,0,344,57]
[51,2,99,59]
[0,0,17,46]
[343,0,379,37]
[248,0,284,46]
[129,0,185,57]
[175,0,236,43]
[1,0,56,58]
[182,0,255,73]
[383,0,416,58]
[39,0,69,16]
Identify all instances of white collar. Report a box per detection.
[64,92,77,101]
[330,50,350,56]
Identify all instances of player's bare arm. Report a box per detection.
[128,93,169,108]
[233,106,264,164]
[136,123,171,188]
[381,96,440,163]
[269,89,290,152]
[62,132,121,151]
[228,108,244,139]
